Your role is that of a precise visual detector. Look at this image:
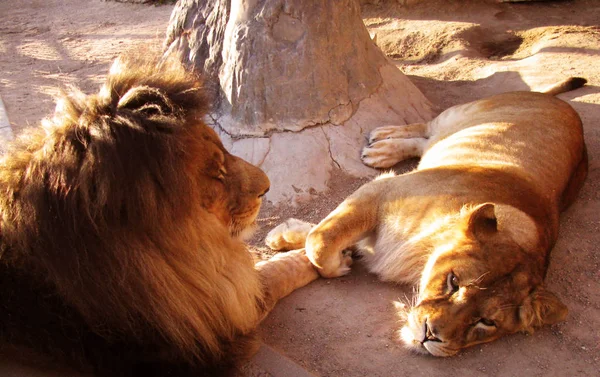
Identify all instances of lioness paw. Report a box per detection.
[305,233,353,278]
[362,141,401,169]
[368,123,428,144]
[338,249,354,275]
[265,218,314,251]
[362,138,426,168]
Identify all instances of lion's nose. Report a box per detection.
[422,321,442,343]
[258,186,270,198]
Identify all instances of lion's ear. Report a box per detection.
[519,286,568,333]
[117,86,175,118]
[467,203,498,241]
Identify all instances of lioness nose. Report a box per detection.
[423,321,442,343]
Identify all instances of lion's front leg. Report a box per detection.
[256,218,318,317]
[255,249,318,319]
[305,192,379,278]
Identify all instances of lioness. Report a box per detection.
[267,78,587,356]
[0,53,317,376]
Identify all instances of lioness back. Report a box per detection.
[420,92,585,207]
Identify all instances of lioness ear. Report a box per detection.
[467,203,498,241]
[519,287,568,333]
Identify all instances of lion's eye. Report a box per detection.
[217,167,227,181]
[446,271,459,293]
[478,318,496,327]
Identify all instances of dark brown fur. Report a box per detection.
[0,53,317,376]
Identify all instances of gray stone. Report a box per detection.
[165,0,433,203]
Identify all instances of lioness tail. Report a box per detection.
[541,77,587,96]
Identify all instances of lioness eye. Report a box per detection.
[479,318,496,327]
[446,272,459,293]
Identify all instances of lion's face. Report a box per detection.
[400,204,568,357]
[194,126,270,239]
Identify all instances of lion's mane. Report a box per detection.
[0,55,263,376]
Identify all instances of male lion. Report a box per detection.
[0,54,317,376]
[267,78,587,357]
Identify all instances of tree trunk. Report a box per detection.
[165,0,433,203]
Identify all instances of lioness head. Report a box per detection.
[400,203,567,356]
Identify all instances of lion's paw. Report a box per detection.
[265,218,314,251]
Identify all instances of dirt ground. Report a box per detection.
[0,0,599,376]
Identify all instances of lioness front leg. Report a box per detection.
[306,190,379,278]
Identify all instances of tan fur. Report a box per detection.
[266,218,314,251]
[0,53,317,376]
[272,80,587,357]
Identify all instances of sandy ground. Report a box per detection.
[0,0,599,376]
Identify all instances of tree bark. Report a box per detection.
[165,0,433,203]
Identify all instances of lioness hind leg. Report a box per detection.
[361,138,427,168]
[255,249,319,319]
[265,218,314,251]
[368,123,428,144]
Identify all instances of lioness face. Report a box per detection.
[195,126,270,239]
[400,204,568,357]
[401,242,531,357]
